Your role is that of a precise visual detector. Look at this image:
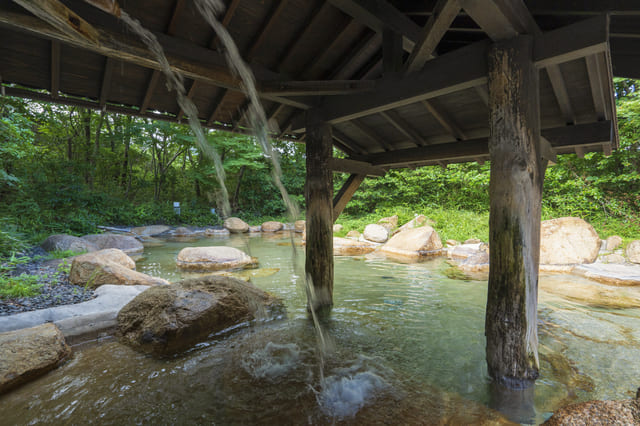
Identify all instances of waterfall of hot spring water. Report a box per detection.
[119,2,332,388]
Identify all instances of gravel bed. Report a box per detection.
[0,247,96,317]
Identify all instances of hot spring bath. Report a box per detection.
[1,233,639,424]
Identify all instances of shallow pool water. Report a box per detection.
[1,233,639,425]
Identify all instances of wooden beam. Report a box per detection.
[585,54,607,121]
[305,110,334,314]
[247,0,289,60]
[421,99,467,140]
[14,0,100,44]
[333,174,366,220]
[293,16,610,129]
[260,80,375,96]
[474,84,488,106]
[380,110,426,146]
[545,65,575,124]
[460,0,519,40]
[330,31,382,80]
[329,158,386,177]
[166,0,186,35]
[364,121,613,166]
[383,29,403,75]
[327,0,422,51]
[0,7,311,109]
[99,57,114,107]
[299,16,357,80]
[332,128,368,155]
[486,35,542,388]
[50,40,60,98]
[405,0,461,73]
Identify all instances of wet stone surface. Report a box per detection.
[0,248,95,316]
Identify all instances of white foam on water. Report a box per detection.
[242,342,301,382]
[317,371,389,419]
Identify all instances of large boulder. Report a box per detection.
[81,233,144,254]
[540,217,601,265]
[333,237,377,256]
[176,246,258,271]
[261,221,284,233]
[224,217,249,233]
[393,215,430,235]
[605,235,623,251]
[294,220,306,233]
[0,323,72,394]
[41,234,98,253]
[627,240,640,264]
[69,249,169,288]
[381,226,443,259]
[542,391,640,425]
[117,275,282,356]
[363,224,389,243]
[131,225,170,236]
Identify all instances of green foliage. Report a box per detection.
[0,273,43,299]
[47,249,85,260]
[57,259,72,275]
[0,219,29,259]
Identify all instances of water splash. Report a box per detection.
[242,342,301,382]
[119,12,231,217]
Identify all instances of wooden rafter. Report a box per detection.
[421,99,467,141]
[299,16,357,80]
[333,173,366,220]
[382,29,403,74]
[404,0,461,73]
[379,110,426,146]
[330,31,382,80]
[140,70,161,114]
[351,119,393,151]
[329,158,385,176]
[332,128,368,155]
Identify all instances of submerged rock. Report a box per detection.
[261,221,283,233]
[41,234,98,253]
[172,227,193,236]
[542,391,640,425]
[363,224,389,243]
[381,226,443,259]
[205,228,230,237]
[540,217,600,265]
[81,233,144,254]
[333,237,377,256]
[224,217,249,233]
[69,249,169,288]
[573,263,640,286]
[117,275,282,356]
[176,246,258,271]
[0,323,72,394]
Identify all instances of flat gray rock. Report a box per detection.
[574,263,640,286]
[0,285,149,336]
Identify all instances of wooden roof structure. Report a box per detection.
[0,0,630,171]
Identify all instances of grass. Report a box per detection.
[0,273,43,299]
[46,249,85,260]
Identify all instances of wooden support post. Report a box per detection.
[333,173,366,221]
[305,110,334,314]
[486,35,545,388]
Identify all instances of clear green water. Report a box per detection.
[1,234,639,425]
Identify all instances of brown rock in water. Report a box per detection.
[69,249,169,288]
[542,391,640,425]
[81,233,144,254]
[41,234,98,253]
[224,217,249,233]
[540,217,601,265]
[333,237,377,256]
[117,275,282,356]
[381,226,443,259]
[131,225,170,236]
[261,221,284,232]
[0,324,72,394]
[176,246,258,271]
[294,220,305,233]
[627,240,640,264]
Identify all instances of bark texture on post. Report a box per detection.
[486,36,546,388]
[305,110,334,314]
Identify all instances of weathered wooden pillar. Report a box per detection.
[305,110,334,313]
[486,35,546,388]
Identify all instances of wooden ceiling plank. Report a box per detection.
[50,40,60,98]
[278,2,330,72]
[327,0,422,51]
[351,119,393,151]
[99,57,114,107]
[299,17,356,80]
[404,0,461,73]
[359,57,383,80]
[247,0,289,60]
[545,65,575,124]
[585,54,606,121]
[166,0,187,36]
[332,128,368,155]
[379,110,426,146]
[474,84,488,106]
[330,31,382,80]
[383,29,403,74]
[260,79,375,96]
[421,99,467,140]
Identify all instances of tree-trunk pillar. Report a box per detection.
[305,110,334,314]
[486,35,545,388]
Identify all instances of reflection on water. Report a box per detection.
[1,234,639,424]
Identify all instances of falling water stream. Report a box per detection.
[119,1,330,400]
